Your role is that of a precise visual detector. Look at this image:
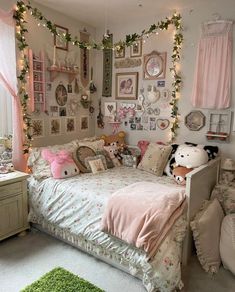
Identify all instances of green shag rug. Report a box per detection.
[21,267,104,292]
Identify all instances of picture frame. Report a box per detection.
[54,24,68,51]
[31,119,44,138]
[143,51,167,80]
[114,47,125,59]
[104,102,116,117]
[116,72,138,100]
[130,39,142,57]
[185,111,206,131]
[80,116,89,131]
[66,117,76,133]
[55,84,68,106]
[50,118,61,135]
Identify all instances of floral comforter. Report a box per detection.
[28,167,187,292]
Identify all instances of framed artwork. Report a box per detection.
[55,84,68,106]
[50,118,61,135]
[66,117,76,133]
[185,111,205,131]
[59,107,67,116]
[104,102,116,117]
[143,51,167,80]
[31,119,44,138]
[50,106,58,117]
[80,116,89,131]
[114,47,125,59]
[67,84,72,93]
[54,24,68,51]
[130,39,142,57]
[116,72,138,100]
[161,89,171,101]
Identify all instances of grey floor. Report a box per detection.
[0,229,235,292]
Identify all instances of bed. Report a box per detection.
[27,155,220,292]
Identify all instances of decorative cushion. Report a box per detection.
[137,140,165,158]
[28,140,79,179]
[185,142,219,160]
[175,145,208,168]
[137,143,172,176]
[78,139,105,152]
[103,145,122,167]
[190,199,224,274]
[210,183,235,215]
[100,131,125,146]
[73,146,96,173]
[88,158,106,174]
[41,149,79,179]
[220,214,235,275]
[84,155,107,172]
[163,144,179,177]
[96,150,114,169]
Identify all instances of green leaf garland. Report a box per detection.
[15,0,183,153]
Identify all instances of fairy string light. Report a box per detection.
[14,0,183,152]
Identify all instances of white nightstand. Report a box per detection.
[0,171,30,241]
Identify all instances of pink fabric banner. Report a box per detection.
[191,21,233,109]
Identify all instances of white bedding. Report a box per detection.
[28,166,187,292]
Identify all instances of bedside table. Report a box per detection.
[0,171,30,241]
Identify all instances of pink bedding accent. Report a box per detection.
[101,181,186,259]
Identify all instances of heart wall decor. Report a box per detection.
[157,119,170,130]
[107,105,114,113]
[104,102,116,117]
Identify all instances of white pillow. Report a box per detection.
[28,140,79,179]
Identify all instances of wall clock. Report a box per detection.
[143,51,167,80]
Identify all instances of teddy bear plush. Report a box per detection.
[173,166,193,185]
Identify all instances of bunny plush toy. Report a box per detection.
[41,149,79,179]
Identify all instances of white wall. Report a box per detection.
[0,0,97,147]
[94,0,235,159]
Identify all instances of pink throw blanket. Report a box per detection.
[101,182,186,259]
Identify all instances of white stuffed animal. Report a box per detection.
[175,145,208,169]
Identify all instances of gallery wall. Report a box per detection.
[94,0,235,159]
[0,0,97,147]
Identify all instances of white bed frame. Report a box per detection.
[182,157,220,265]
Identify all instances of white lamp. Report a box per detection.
[221,158,235,183]
[221,158,235,171]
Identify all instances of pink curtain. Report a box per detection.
[0,8,27,171]
[191,21,233,109]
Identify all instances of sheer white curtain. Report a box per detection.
[0,8,26,171]
[0,84,13,136]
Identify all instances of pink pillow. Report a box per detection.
[41,149,79,179]
[137,140,165,158]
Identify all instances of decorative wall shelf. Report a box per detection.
[206,110,232,142]
[47,67,79,83]
[28,49,46,112]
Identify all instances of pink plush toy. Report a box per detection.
[41,149,79,179]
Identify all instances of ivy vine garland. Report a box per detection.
[14,0,183,153]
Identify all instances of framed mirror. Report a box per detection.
[143,51,167,80]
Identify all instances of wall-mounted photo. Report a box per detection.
[54,24,68,51]
[55,84,68,106]
[116,72,138,100]
[66,117,76,133]
[59,107,67,117]
[50,118,61,135]
[50,106,58,117]
[80,116,89,131]
[114,47,125,59]
[143,51,167,80]
[67,84,72,93]
[31,119,44,138]
[130,39,142,57]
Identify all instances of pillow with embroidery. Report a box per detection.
[88,158,106,174]
[85,155,107,172]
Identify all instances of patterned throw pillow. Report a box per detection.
[88,158,106,174]
[96,150,114,169]
[138,143,172,176]
[84,155,107,172]
[73,146,96,173]
[78,139,105,152]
